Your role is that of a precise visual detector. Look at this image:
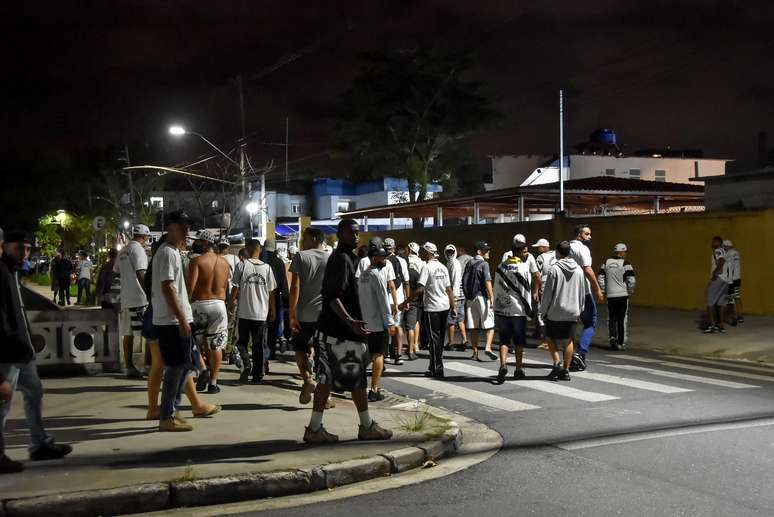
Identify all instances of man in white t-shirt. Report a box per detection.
[383,238,408,365]
[568,224,604,371]
[502,234,539,274]
[229,239,277,384]
[151,211,196,432]
[532,238,556,340]
[444,244,468,351]
[723,239,744,326]
[464,241,496,361]
[704,236,729,333]
[116,224,151,379]
[403,243,424,359]
[76,251,93,305]
[401,242,455,378]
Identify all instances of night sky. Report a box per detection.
[5,1,774,192]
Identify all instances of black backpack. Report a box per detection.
[387,255,403,290]
[462,259,486,300]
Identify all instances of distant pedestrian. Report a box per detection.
[444,244,469,352]
[723,240,743,326]
[116,225,151,379]
[95,248,120,310]
[76,251,93,305]
[384,238,408,365]
[463,241,496,361]
[568,224,604,371]
[703,236,728,333]
[1,229,73,473]
[494,242,534,383]
[303,219,392,443]
[262,239,289,360]
[598,243,636,350]
[229,239,277,384]
[52,253,73,306]
[404,242,424,358]
[539,241,586,381]
[532,238,556,340]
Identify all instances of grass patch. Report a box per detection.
[396,410,449,435]
[175,463,197,483]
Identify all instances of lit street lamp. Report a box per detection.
[245,202,259,237]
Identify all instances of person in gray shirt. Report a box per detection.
[289,227,331,404]
[598,243,636,350]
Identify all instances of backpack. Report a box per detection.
[387,255,403,290]
[462,259,486,300]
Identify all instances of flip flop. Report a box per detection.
[193,405,222,418]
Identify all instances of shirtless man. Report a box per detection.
[188,230,232,394]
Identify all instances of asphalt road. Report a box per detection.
[226,344,774,517]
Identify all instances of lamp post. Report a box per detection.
[245,202,259,238]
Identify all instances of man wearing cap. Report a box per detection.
[463,241,496,361]
[383,238,408,365]
[1,229,73,472]
[444,244,469,351]
[723,240,743,326]
[151,211,197,431]
[704,236,729,334]
[189,230,231,394]
[502,234,539,274]
[358,238,399,401]
[304,219,392,443]
[569,224,605,370]
[116,224,151,379]
[403,242,456,378]
[599,243,636,350]
[533,238,556,340]
[404,242,424,358]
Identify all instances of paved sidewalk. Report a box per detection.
[597,304,774,365]
[0,361,456,502]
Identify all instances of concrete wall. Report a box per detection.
[705,176,774,211]
[362,209,774,315]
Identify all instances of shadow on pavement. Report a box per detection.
[44,385,148,395]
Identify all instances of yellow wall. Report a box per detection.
[361,209,774,315]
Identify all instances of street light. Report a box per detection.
[168,125,186,136]
[245,202,259,237]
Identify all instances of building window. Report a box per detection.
[605,168,615,176]
[291,203,301,215]
[336,201,351,213]
[150,196,164,209]
[655,170,666,182]
[628,169,641,179]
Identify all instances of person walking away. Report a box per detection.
[116,225,151,379]
[151,211,197,432]
[53,253,73,306]
[76,251,93,305]
[569,224,604,371]
[404,243,424,358]
[463,241,496,361]
[384,238,408,364]
[95,248,120,310]
[1,229,72,473]
[704,236,729,333]
[229,239,277,384]
[359,238,398,401]
[50,252,62,303]
[403,242,456,378]
[303,219,392,443]
[532,238,555,341]
[539,241,586,381]
[494,242,533,383]
[189,230,231,394]
[262,239,289,360]
[289,227,330,404]
[598,243,636,350]
[723,240,743,326]
[444,244,469,351]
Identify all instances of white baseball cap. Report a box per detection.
[531,238,550,248]
[512,233,527,246]
[722,239,733,247]
[408,242,420,254]
[132,224,151,236]
[264,239,277,252]
[383,237,396,249]
[614,243,627,252]
[421,242,439,256]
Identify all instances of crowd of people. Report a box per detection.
[49,251,94,306]
[704,236,744,333]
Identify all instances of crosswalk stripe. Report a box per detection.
[444,362,619,402]
[661,355,774,374]
[611,356,774,382]
[388,376,541,412]
[606,364,760,389]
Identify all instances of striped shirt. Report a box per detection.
[493,257,532,317]
[598,257,636,298]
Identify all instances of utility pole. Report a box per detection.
[235,74,250,237]
[121,144,136,218]
[559,90,565,214]
[285,116,289,185]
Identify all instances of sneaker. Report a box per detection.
[299,379,316,405]
[424,370,434,377]
[408,353,418,361]
[703,325,717,334]
[619,343,627,351]
[496,366,508,384]
[570,353,587,371]
[557,369,571,381]
[0,454,24,474]
[730,319,738,327]
[196,370,210,392]
[159,419,193,432]
[325,397,336,409]
[358,421,393,441]
[368,389,385,402]
[29,442,73,461]
[717,326,727,333]
[303,425,339,443]
[234,354,244,370]
[737,316,745,324]
[206,384,221,395]
[609,338,618,350]
[513,367,526,380]
[250,375,263,385]
[126,366,143,379]
[547,365,562,381]
[239,369,250,384]
[393,357,404,366]
[455,342,468,352]
[279,338,289,354]
[485,350,498,360]
[174,410,188,424]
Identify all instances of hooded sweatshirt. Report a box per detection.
[445,246,463,301]
[539,257,586,322]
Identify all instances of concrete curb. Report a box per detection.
[1,417,462,517]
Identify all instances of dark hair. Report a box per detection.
[712,235,723,243]
[108,248,118,260]
[246,239,261,254]
[218,242,230,250]
[304,227,325,244]
[238,248,248,259]
[575,223,590,237]
[357,245,369,259]
[337,218,358,236]
[556,240,572,258]
[512,244,527,255]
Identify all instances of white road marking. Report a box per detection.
[611,355,774,382]
[606,364,759,389]
[661,355,774,373]
[571,371,692,394]
[444,362,619,403]
[557,417,774,450]
[388,376,540,412]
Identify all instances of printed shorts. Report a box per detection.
[192,299,229,350]
[121,305,148,337]
[727,279,742,300]
[315,333,369,393]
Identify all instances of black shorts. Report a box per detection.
[403,305,421,330]
[155,324,196,368]
[315,333,369,393]
[367,331,389,355]
[545,319,577,341]
[142,306,158,340]
[496,315,527,346]
[292,322,317,353]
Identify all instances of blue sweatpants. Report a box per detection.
[578,294,597,356]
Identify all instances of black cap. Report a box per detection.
[4,231,31,244]
[165,210,191,228]
[368,237,388,257]
[474,241,491,253]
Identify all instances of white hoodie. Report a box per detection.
[539,258,586,322]
[445,246,463,300]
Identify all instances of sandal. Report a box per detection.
[192,404,222,418]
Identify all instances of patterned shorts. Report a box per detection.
[315,333,369,393]
[192,300,229,350]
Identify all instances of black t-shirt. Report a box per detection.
[317,244,362,341]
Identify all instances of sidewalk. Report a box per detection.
[597,304,774,365]
[0,361,461,515]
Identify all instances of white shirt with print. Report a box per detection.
[233,258,277,321]
[418,260,451,312]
